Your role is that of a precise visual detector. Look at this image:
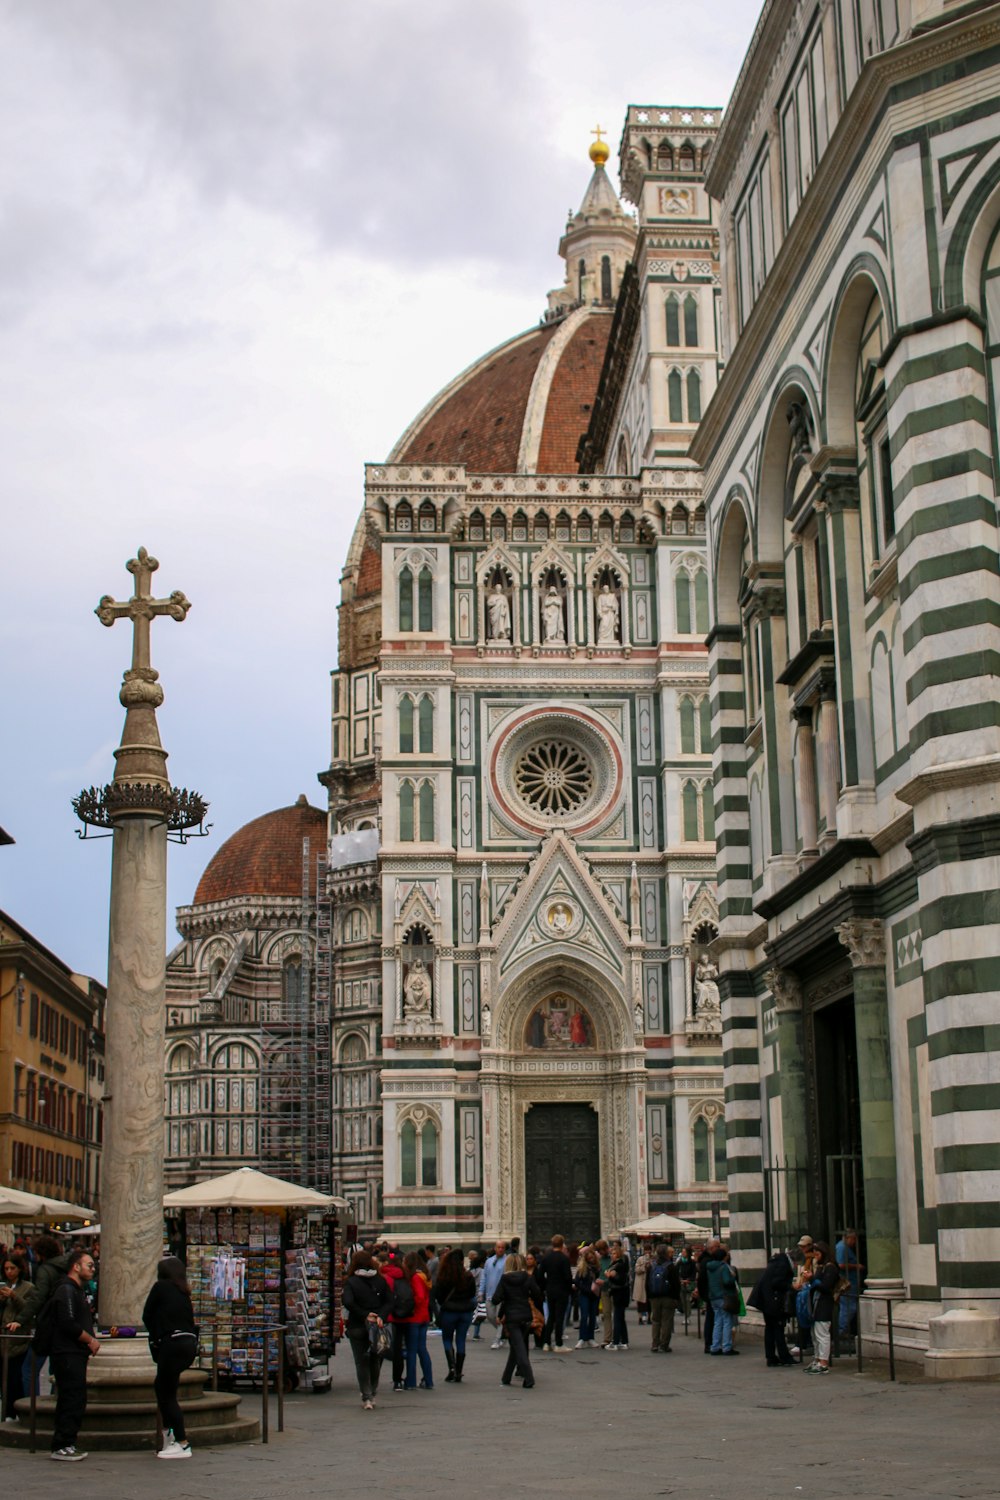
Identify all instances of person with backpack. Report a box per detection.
[142,1256,200,1455]
[747,1250,796,1367]
[5,1232,71,1399]
[341,1251,393,1410]
[46,1247,100,1461]
[380,1249,414,1392]
[647,1243,682,1352]
[399,1251,434,1390]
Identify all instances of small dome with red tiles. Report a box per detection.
[193,796,327,905]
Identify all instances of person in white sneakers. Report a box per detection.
[48,1248,100,1461]
[142,1257,199,1458]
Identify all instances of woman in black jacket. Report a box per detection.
[432,1249,477,1383]
[341,1251,393,1409]
[805,1243,841,1375]
[142,1257,199,1458]
[492,1254,543,1390]
[747,1251,796,1367]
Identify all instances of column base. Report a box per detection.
[2,1335,259,1450]
[924,1309,1000,1381]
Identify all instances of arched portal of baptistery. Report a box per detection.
[480,957,647,1245]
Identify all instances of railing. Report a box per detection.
[2,1323,289,1450]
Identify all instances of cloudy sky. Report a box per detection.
[1,0,760,982]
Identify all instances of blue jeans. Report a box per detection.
[578,1291,598,1342]
[710,1297,734,1352]
[437,1309,472,1361]
[403,1323,434,1388]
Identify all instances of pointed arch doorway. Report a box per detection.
[524,1101,600,1244]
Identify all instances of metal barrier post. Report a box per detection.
[1,1342,8,1422]
[886,1297,896,1382]
[277,1329,285,1434]
[211,1325,219,1392]
[29,1351,37,1454]
[261,1332,269,1445]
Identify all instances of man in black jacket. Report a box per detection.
[747,1251,796,1367]
[536,1235,574,1352]
[646,1244,682,1352]
[695,1239,721,1353]
[49,1248,100,1461]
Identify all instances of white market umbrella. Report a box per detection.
[619,1213,708,1237]
[0,1184,97,1223]
[163,1166,348,1212]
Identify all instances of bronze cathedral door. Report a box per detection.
[524,1103,600,1245]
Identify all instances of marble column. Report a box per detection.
[817,676,840,843]
[766,967,809,1239]
[792,710,819,856]
[835,918,902,1285]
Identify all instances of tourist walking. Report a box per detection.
[480,1240,508,1349]
[706,1244,740,1356]
[400,1251,434,1389]
[646,1244,681,1352]
[493,1253,543,1389]
[468,1251,486,1340]
[341,1251,393,1409]
[695,1240,719,1352]
[49,1248,100,1461]
[381,1249,411,1392]
[605,1241,631,1349]
[747,1251,796,1367]
[0,1251,31,1420]
[142,1256,200,1455]
[537,1234,574,1351]
[433,1249,476,1383]
[574,1246,600,1347]
[595,1240,613,1346]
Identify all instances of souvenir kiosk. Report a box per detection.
[163,1168,350,1388]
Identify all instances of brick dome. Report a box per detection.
[193,796,327,904]
[389,306,613,475]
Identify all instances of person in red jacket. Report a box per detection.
[379,1250,408,1392]
[400,1252,434,1390]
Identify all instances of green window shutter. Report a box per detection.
[399,568,413,632]
[682,781,699,841]
[401,1120,417,1187]
[694,569,709,635]
[418,567,433,631]
[399,783,414,842]
[684,294,699,347]
[666,297,680,347]
[418,782,435,842]
[399,697,414,754]
[675,573,692,634]
[686,368,702,422]
[418,696,433,753]
[680,698,696,754]
[699,696,712,753]
[702,782,715,843]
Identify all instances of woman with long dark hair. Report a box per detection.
[0,1251,31,1419]
[142,1257,199,1458]
[341,1250,393,1409]
[432,1248,477,1383]
[573,1246,601,1348]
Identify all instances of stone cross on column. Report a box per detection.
[95,547,190,788]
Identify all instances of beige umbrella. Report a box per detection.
[618,1212,708,1237]
[0,1184,97,1222]
[163,1166,350,1212]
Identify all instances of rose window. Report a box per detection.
[513,740,593,816]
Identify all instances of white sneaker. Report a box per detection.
[605,1343,618,1351]
[554,1345,571,1353]
[50,1448,87,1462]
[490,1341,503,1350]
[542,1343,551,1352]
[574,1340,586,1349]
[158,1440,192,1459]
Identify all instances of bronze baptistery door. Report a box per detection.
[524,1102,600,1246]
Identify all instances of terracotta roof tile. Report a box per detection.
[536,313,613,472]
[193,797,327,904]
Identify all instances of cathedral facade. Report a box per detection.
[324,120,728,1243]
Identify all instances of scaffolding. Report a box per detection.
[258,838,333,1192]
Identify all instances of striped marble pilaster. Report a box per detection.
[708,623,751,930]
[719,968,766,1261]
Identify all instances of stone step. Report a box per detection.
[1,1392,261,1450]
[0,1414,260,1451]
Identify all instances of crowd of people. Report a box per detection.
[0,1231,198,1463]
[1,1223,866,1448]
[338,1226,865,1405]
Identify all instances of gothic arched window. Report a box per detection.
[694,567,709,633]
[400,1119,417,1187]
[418,781,435,842]
[418,696,434,754]
[680,696,696,754]
[694,1116,710,1181]
[687,368,702,422]
[601,255,612,300]
[684,293,699,346]
[417,567,433,631]
[399,696,414,754]
[668,369,683,422]
[666,296,681,347]
[399,782,415,842]
[399,567,414,632]
[682,779,700,841]
[699,694,712,753]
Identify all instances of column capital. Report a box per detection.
[835,917,886,969]
[766,965,803,1013]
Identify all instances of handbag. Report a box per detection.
[722,1289,741,1315]
[368,1321,392,1357]
[472,1300,488,1324]
[531,1303,545,1336]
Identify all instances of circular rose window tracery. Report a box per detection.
[513,740,593,816]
